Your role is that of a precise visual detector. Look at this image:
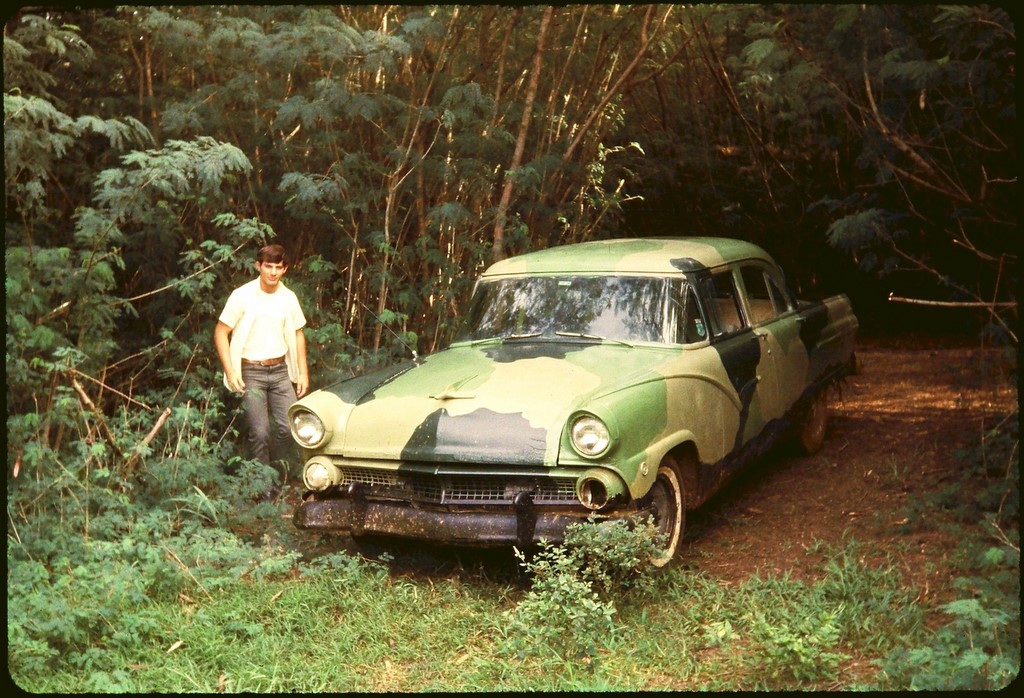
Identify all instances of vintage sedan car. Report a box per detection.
[290,237,858,565]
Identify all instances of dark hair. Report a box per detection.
[256,244,287,265]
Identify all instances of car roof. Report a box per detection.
[481,237,777,277]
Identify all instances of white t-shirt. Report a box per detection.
[218,279,306,386]
[239,289,291,361]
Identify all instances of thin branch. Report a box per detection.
[988,517,1020,554]
[169,343,201,407]
[861,46,971,203]
[693,16,795,186]
[887,292,1018,345]
[70,377,125,458]
[562,5,673,164]
[163,544,213,599]
[102,338,172,374]
[625,32,695,90]
[120,241,248,304]
[72,369,153,411]
[886,243,1018,344]
[883,158,972,206]
[124,407,172,475]
[888,242,981,303]
[493,5,553,262]
[887,293,1017,309]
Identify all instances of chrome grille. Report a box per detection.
[337,466,398,488]
[334,466,578,506]
[409,475,578,504]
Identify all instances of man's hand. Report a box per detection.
[214,321,245,392]
[225,369,246,393]
[294,328,309,399]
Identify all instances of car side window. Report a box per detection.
[703,270,746,338]
[740,266,780,324]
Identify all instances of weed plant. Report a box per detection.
[873,412,1020,690]
[496,518,662,679]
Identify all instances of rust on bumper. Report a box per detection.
[293,489,640,548]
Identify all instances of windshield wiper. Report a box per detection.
[467,332,542,346]
[555,331,633,348]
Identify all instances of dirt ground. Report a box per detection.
[683,341,1018,600]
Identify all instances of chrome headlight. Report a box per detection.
[570,414,612,458]
[303,459,341,491]
[291,409,326,448]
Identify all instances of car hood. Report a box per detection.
[317,341,675,466]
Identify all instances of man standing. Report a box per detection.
[214,243,309,500]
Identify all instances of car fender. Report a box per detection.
[632,430,702,501]
[562,369,740,500]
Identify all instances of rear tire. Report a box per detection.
[797,391,829,455]
[648,455,686,568]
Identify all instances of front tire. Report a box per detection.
[648,455,686,568]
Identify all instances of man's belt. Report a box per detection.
[241,356,285,367]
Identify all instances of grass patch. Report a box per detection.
[12,523,986,692]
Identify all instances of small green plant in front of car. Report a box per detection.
[497,517,664,682]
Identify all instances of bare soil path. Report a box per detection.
[684,342,1017,598]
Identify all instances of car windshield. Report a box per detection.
[454,275,693,344]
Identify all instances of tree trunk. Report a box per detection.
[492,6,553,262]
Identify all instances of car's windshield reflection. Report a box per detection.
[454,275,686,344]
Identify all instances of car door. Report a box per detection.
[737,263,804,418]
[700,268,775,451]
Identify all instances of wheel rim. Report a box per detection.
[649,463,684,567]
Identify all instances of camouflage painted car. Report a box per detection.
[290,237,858,565]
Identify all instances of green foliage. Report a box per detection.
[502,547,616,667]
[559,516,664,599]
[877,412,1019,690]
[6,515,1009,693]
[730,556,907,688]
[816,5,1015,330]
[94,137,251,222]
[881,575,1020,690]
[499,518,662,675]
[3,13,94,99]
[898,410,1018,537]
[748,606,847,685]
[5,29,303,679]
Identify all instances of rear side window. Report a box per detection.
[740,266,779,324]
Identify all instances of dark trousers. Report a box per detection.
[240,362,296,471]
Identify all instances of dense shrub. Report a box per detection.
[499,518,663,668]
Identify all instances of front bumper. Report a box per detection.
[293,486,647,548]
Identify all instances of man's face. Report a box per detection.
[257,260,287,292]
